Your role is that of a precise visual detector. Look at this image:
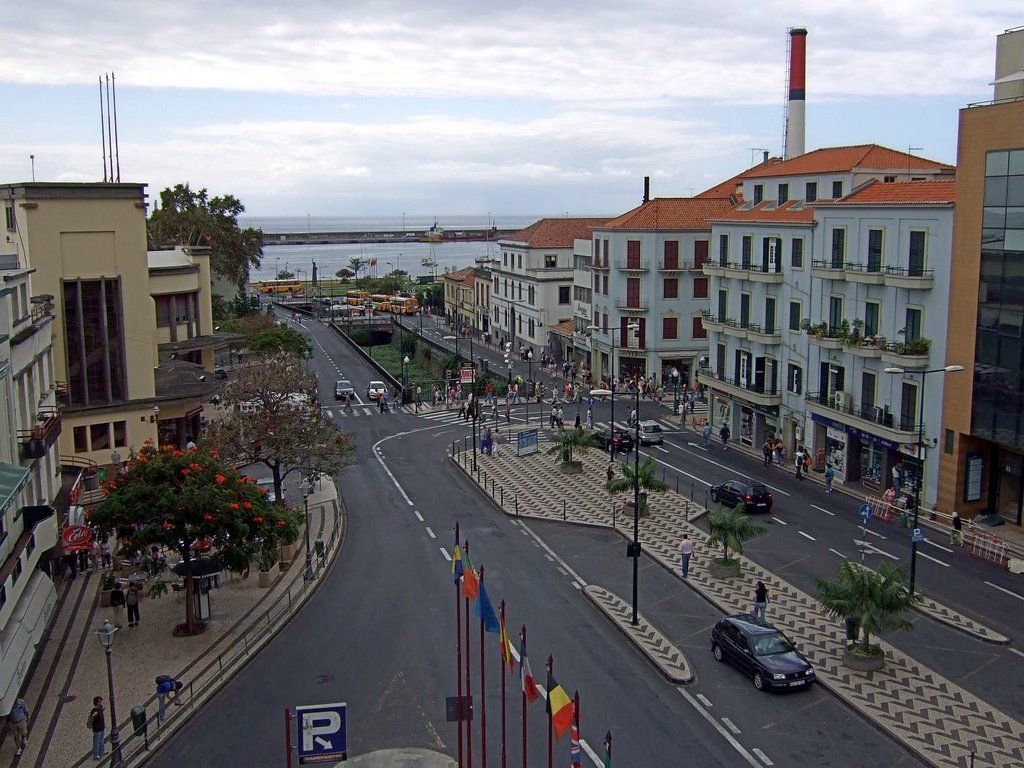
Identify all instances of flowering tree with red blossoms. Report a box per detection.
[88,442,301,636]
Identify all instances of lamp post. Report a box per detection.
[303,477,315,581]
[403,355,410,406]
[588,323,639,461]
[97,620,123,766]
[672,367,680,416]
[364,300,374,358]
[883,364,963,596]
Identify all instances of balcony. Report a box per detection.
[705,373,782,407]
[613,297,649,312]
[843,262,885,285]
[10,296,56,346]
[722,318,747,339]
[701,310,725,333]
[688,261,706,272]
[592,259,611,271]
[806,323,845,350]
[848,335,885,359]
[880,338,931,369]
[17,407,62,461]
[804,391,920,443]
[658,259,692,272]
[746,264,784,284]
[746,323,782,345]
[614,258,650,272]
[702,261,727,277]
[884,265,934,290]
[811,259,847,280]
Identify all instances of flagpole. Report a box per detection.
[479,567,488,768]
[570,691,581,768]
[520,626,528,768]
[455,524,463,768]
[604,731,612,768]
[499,601,507,768]
[546,656,553,768]
[465,541,473,768]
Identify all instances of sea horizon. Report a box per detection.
[239,213,590,235]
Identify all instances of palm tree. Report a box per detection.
[706,503,764,565]
[347,257,368,278]
[606,456,669,513]
[816,560,918,657]
[546,427,595,467]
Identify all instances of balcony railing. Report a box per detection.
[805,391,919,433]
[728,374,778,396]
[17,407,62,460]
[658,259,693,271]
[884,265,933,279]
[614,259,650,272]
[11,297,56,345]
[883,264,935,289]
[614,297,649,310]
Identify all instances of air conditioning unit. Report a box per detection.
[833,390,847,410]
[872,405,885,424]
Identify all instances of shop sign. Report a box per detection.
[61,524,93,552]
[964,451,984,502]
[845,425,898,450]
[826,427,846,442]
[811,412,846,432]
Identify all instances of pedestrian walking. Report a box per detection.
[549,405,558,429]
[824,463,835,494]
[762,439,772,466]
[702,422,712,449]
[950,510,964,547]
[110,581,125,628]
[504,401,511,423]
[415,385,422,412]
[892,457,903,497]
[126,583,141,627]
[585,407,593,429]
[753,581,769,622]
[679,534,694,578]
[719,424,730,450]
[628,407,637,427]
[89,696,105,760]
[606,464,614,484]
[100,537,112,568]
[557,406,564,427]
[7,696,29,755]
[574,412,581,429]
[794,447,805,480]
[155,676,183,722]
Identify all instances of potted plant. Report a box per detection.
[546,427,595,475]
[606,455,669,516]
[705,503,764,578]
[99,571,116,607]
[256,543,279,588]
[816,560,918,672]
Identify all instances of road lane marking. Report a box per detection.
[916,551,949,567]
[519,521,589,586]
[655,446,670,453]
[676,688,762,768]
[580,739,602,766]
[985,581,1024,601]
[440,547,451,562]
[556,566,567,575]
[425,527,436,540]
[634,452,712,489]
[696,693,712,707]
[828,548,846,559]
[771,517,787,526]
[853,540,899,560]
[924,538,954,553]
[721,717,741,735]
[798,531,816,542]
[753,747,775,766]
[414,510,424,522]
[811,504,835,517]
[573,582,583,590]
[1009,648,1024,660]
[864,529,887,539]
[664,445,791,496]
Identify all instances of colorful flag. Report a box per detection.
[370,257,378,267]
[461,549,479,599]
[452,544,463,584]
[475,581,499,633]
[499,608,515,674]
[519,634,539,704]
[570,719,582,766]
[546,669,573,740]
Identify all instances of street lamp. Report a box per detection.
[302,478,315,581]
[403,355,410,405]
[882,364,963,596]
[97,620,123,766]
[587,323,639,461]
[672,367,680,416]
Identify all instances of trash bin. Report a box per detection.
[131,704,148,738]
[844,617,859,642]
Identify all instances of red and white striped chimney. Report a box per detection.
[785,28,808,160]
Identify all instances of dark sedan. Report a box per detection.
[709,479,773,513]
[711,614,815,691]
[591,428,635,453]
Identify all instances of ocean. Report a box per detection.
[241,214,556,281]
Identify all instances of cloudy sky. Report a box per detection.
[1,1,1019,218]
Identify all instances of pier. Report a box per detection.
[261,227,516,246]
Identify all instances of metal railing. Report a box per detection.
[805,391,919,432]
[844,261,883,274]
[884,264,934,279]
[613,258,650,271]
[811,258,845,270]
[613,297,649,310]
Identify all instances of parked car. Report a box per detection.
[636,420,664,445]
[711,614,815,691]
[592,427,635,453]
[334,379,355,401]
[709,479,773,513]
[367,381,387,401]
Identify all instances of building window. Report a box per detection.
[904,307,923,341]
[528,318,535,336]
[805,182,817,202]
[787,363,803,394]
[718,234,729,266]
[741,236,752,268]
[74,425,88,453]
[558,286,570,304]
[694,240,708,269]
[12,557,22,585]
[593,274,599,293]
[663,240,679,269]
[529,286,536,305]
[788,301,802,331]
[63,278,128,406]
[663,317,678,340]
[832,180,844,198]
[693,277,709,299]
[867,229,883,272]
[545,254,557,268]
[692,316,707,339]
[602,312,608,331]
[503,253,508,267]
[830,228,846,268]
[753,184,764,204]
[517,254,522,269]
[791,238,804,268]
[908,230,927,276]
[778,183,789,204]
[4,204,14,231]
[865,301,880,337]
[663,278,679,299]
[517,283,523,300]
[602,275,608,295]
[594,311,600,329]
[113,420,127,447]
[945,429,954,454]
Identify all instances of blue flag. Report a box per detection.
[475,581,500,633]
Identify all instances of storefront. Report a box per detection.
[812,413,911,496]
[709,389,779,449]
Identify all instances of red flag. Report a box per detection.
[520,633,539,704]
[370,257,378,267]
[462,548,479,599]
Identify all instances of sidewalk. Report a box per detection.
[8,476,342,768]
[452,439,1024,768]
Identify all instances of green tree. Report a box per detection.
[277,269,296,280]
[546,427,595,465]
[606,455,669,495]
[87,443,301,635]
[146,183,263,285]
[247,324,312,359]
[816,560,918,656]
[201,351,354,503]
[346,258,368,278]
[706,503,764,565]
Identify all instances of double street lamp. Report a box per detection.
[587,323,639,462]
[302,476,316,581]
[672,367,680,416]
[97,620,123,766]
[402,355,410,406]
[882,363,963,596]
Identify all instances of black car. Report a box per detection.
[592,428,635,453]
[711,614,815,691]
[334,379,355,401]
[709,479,773,513]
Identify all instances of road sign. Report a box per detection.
[911,527,925,543]
[517,429,539,457]
[461,367,474,384]
[859,504,872,523]
[296,702,347,764]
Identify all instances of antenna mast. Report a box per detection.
[112,72,121,182]
[99,76,107,182]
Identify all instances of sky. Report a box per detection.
[1,1,1020,218]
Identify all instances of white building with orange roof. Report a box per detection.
[703,145,956,503]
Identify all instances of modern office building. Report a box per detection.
[940,26,1024,526]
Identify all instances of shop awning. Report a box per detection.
[0,463,31,515]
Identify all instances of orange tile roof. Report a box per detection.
[822,178,956,205]
[744,144,953,179]
[710,199,817,225]
[696,156,783,198]
[444,266,475,283]
[502,217,612,248]
[549,320,575,338]
[600,197,733,231]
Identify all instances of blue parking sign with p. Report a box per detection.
[297,702,347,764]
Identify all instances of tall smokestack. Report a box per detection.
[785,28,807,160]
[643,176,650,203]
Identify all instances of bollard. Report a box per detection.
[675,477,679,494]
[612,504,616,528]
[483,471,487,487]
[685,500,690,523]
[501,487,504,506]
[515,494,519,516]
[690,481,694,500]
[563,500,567,521]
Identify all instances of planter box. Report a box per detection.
[559,462,583,475]
[843,646,885,672]
[281,543,297,561]
[709,560,741,579]
[100,589,113,608]
[257,570,274,588]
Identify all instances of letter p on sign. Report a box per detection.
[296,702,347,763]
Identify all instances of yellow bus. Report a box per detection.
[257,279,303,294]
[344,290,370,307]
[389,296,419,315]
[370,294,392,312]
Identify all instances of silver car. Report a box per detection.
[637,420,664,445]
